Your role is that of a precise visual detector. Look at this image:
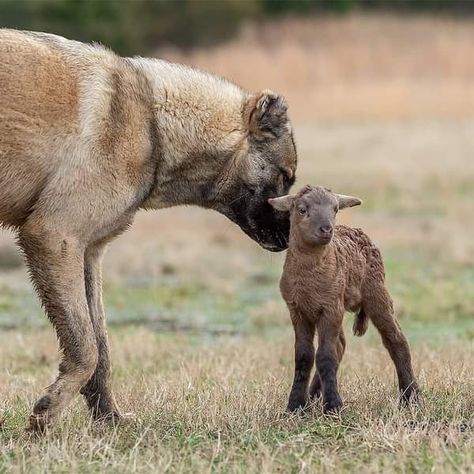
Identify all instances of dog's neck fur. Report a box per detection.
[131,58,248,210]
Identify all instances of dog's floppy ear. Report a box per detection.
[245,90,288,139]
[335,194,363,210]
[268,195,294,212]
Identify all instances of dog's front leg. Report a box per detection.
[19,220,98,433]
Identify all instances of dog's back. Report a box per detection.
[0,29,117,227]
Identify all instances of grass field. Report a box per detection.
[1,14,474,474]
[0,327,473,473]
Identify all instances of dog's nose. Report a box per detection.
[320,225,333,234]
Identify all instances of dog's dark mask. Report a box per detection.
[217,91,297,251]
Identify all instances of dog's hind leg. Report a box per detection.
[80,240,122,422]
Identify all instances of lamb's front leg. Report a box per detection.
[309,330,345,400]
[316,312,344,414]
[287,316,315,412]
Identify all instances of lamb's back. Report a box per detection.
[332,225,385,307]
[333,225,375,257]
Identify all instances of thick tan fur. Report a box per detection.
[0,29,297,431]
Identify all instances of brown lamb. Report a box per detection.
[269,185,420,414]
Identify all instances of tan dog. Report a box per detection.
[0,29,297,431]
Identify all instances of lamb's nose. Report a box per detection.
[320,225,333,234]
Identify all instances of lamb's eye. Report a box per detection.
[334,206,338,213]
[298,207,306,215]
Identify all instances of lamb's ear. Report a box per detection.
[268,195,294,212]
[336,194,363,210]
[245,90,288,139]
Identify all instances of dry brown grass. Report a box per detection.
[0,328,472,473]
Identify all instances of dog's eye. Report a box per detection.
[298,207,306,215]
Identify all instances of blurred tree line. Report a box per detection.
[1,0,474,55]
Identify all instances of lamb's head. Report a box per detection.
[268,185,362,247]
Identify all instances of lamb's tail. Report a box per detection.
[353,307,369,337]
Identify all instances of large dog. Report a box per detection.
[0,29,297,431]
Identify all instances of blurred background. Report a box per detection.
[0,0,473,340]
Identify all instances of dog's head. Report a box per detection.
[215,90,297,252]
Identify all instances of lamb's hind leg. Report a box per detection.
[80,241,122,422]
[309,330,345,400]
[19,220,98,432]
[364,285,419,404]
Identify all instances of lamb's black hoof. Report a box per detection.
[322,395,343,415]
[400,385,422,407]
[286,399,308,414]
